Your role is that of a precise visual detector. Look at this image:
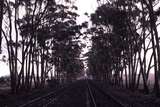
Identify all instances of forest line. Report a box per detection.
[1,0,160,98]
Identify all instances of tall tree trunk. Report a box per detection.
[15,0,19,92]
[147,0,160,96]
[138,51,149,94]
[41,49,45,87]
[0,0,4,53]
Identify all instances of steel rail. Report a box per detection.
[86,80,97,107]
[42,87,69,107]
[19,86,67,107]
[88,80,128,107]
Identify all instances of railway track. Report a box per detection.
[86,80,127,107]
[86,80,97,107]
[18,85,70,107]
[18,80,129,107]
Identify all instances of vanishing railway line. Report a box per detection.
[18,80,127,107]
[18,85,71,107]
[86,80,97,107]
[86,80,127,107]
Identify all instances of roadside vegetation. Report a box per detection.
[0,0,85,94]
[0,0,160,102]
[87,0,160,97]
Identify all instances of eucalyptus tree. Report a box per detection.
[93,0,160,96]
[59,41,84,81]
[110,0,150,93]
[89,0,146,90]
[110,0,160,95]
[1,0,83,93]
[18,0,83,88]
[88,5,137,86]
[88,34,114,81]
[1,0,21,93]
[0,0,4,53]
[141,0,160,96]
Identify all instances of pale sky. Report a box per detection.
[75,0,98,24]
[0,0,156,84]
[0,0,98,77]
